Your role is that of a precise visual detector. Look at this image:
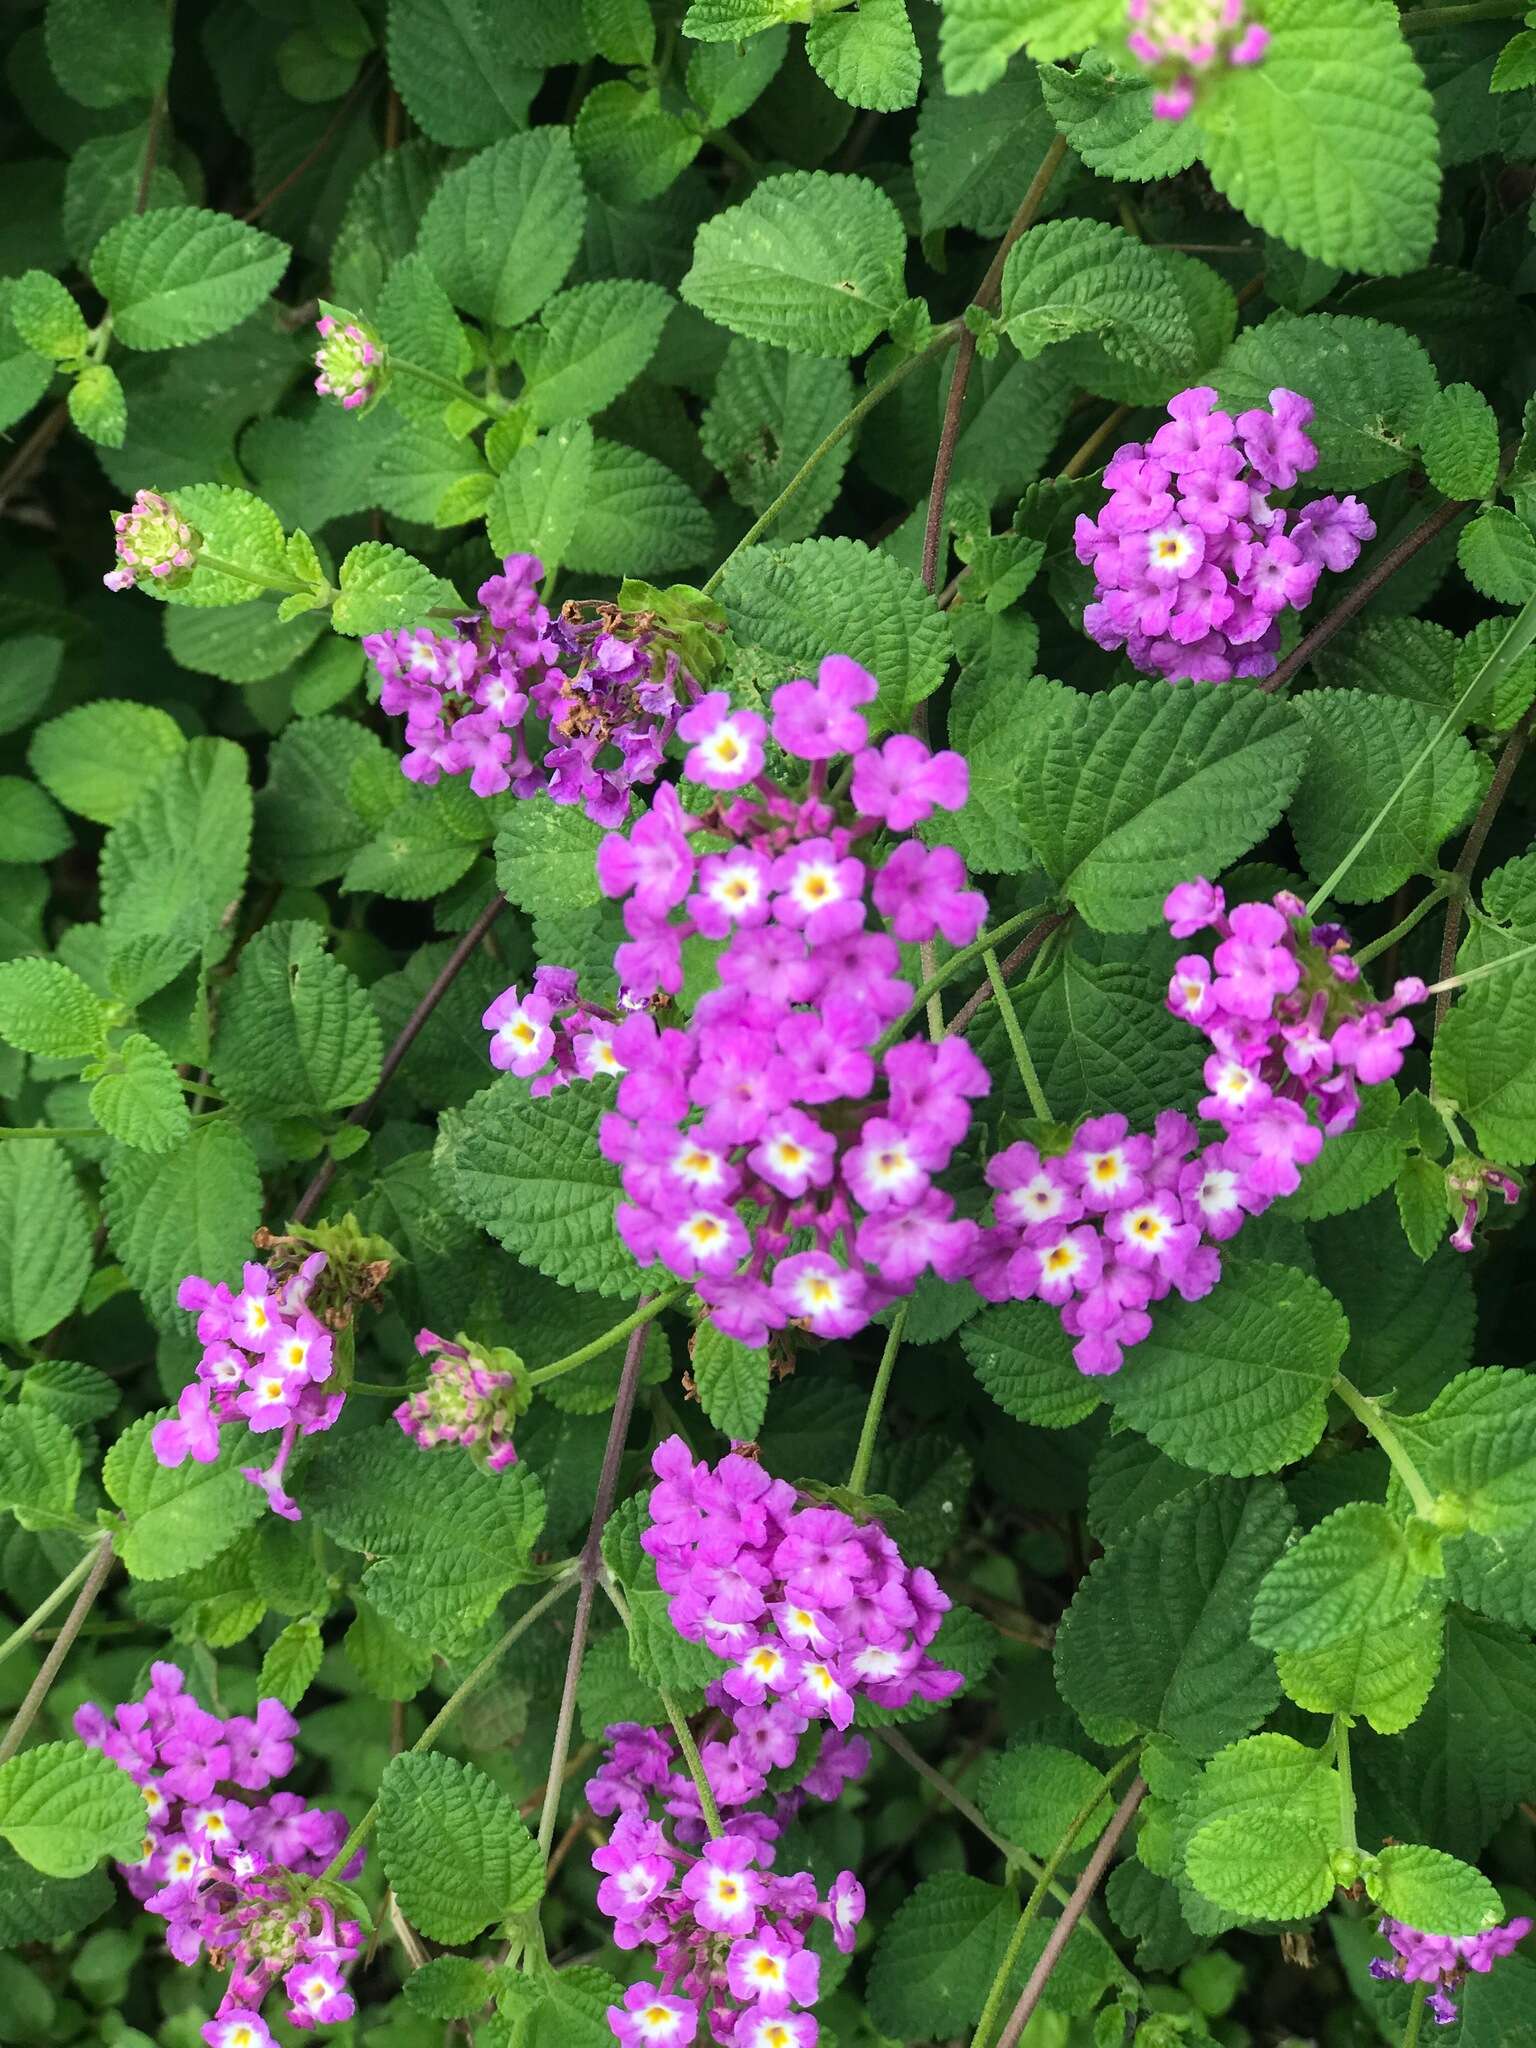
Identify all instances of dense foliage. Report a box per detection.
[4,2,1536,2046]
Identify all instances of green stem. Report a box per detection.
[1426,933,1536,997]
[1353,882,1451,967]
[0,1535,116,1767]
[969,1747,1143,2048]
[320,1570,580,1880]
[702,322,964,597]
[848,1305,907,1496]
[983,947,1052,1120]
[347,1379,421,1398]
[1307,587,1536,919]
[1401,0,1524,27]
[874,906,1044,1056]
[1333,1374,1437,1520]
[0,1544,101,1672]
[1334,1714,1358,1853]
[527,1287,686,1386]
[0,1126,102,1140]
[878,1730,1063,1894]
[392,356,502,419]
[1402,1983,1430,2048]
[660,1688,724,1837]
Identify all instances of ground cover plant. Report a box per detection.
[3,1,1536,2044]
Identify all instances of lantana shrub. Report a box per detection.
[5,4,1536,2047]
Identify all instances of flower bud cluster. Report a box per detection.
[312,312,383,411]
[393,1327,526,1471]
[103,487,199,593]
[973,878,1423,1375]
[364,556,697,819]
[155,1252,341,1521]
[1075,385,1373,681]
[590,657,991,1346]
[77,1663,359,2046]
[1127,0,1270,120]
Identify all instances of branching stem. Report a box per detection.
[983,947,1052,1119]
[0,1535,116,1767]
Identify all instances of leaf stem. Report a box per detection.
[392,357,503,419]
[195,551,313,596]
[0,1542,104,1674]
[1305,586,1536,919]
[0,1127,104,1140]
[946,914,1069,1038]
[1332,1374,1437,1520]
[0,1534,116,1767]
[659,1686,724,1838]
[701,322,964,597]
[527,1287,686,1386]
[878,1729,1060,1886]
[1334,1713,1358,1853]
[1434,712,1533,1030]
[1425,933,1536,998]
[1352,881,1451,968]
[1060,404,1134,481]
[983,947,1052,1119]
[1402,1983,1430,2048]
[320,1567,580,1881]
[875,906,1045,1055]
[847,1304,907,1496]
[993,1774,1147,2048]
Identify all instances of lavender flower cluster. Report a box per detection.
[587,657,992,1347]
[364,555,695,821]
[154,1253,341,1521]
[973,878,1423,1375]
[1370,1911,1533,2024]
[77,1664,358,2047]
[1075,385,1374,683]
[1128,0,1270,121]
[591,1434,958,2045]
[393,1327,523,1471]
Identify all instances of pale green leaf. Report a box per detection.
[574,82,701,205]
[100,737,251,960]
[91,207,290,351]
[332,541,456,638]
[1393,1368,1536,1535]
[1369,1843,1503,1938]
[486,422,595,565]
[805,0,920,112]
[1252,1502,1432,1653]
[212,920,383,1117]
[1459,506,1536,605]
[376,1751,544,1944]
[0,1141,92,1346]
[88,1034,190,1154]
[1038,52,1199,182]
[257,1617,325,1709]
[0,777,70,863]
[1177,1733,1339,1923]
[1419,382,1501,502]
[0,1742,145,1879]
[103,1409,267,1579]
[103,1119,262,1324]
[939,0,1120,91]
[420,130,585,328]
[515,280,672,427]
[999,220,1196,379]
[29,701,186,826]
[1276,1607,1443,1735]
[0,958,108,1058]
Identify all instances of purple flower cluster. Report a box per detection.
[1370,1912,1532,2025]
[312,312,381,412]
[1127,0,1270,120]
[364,558,696,819]
[592,656,991,1346]
[77,1664,359,2045]
[1075,386,1374,682]
[155,1253,341,1521]
[393,1327,523,1471]
[591,1718,865,2048]
[1448,1157,1523,1253]
[483,962,635,1095]
[103,487,198,594]
[973,878,1423,1375]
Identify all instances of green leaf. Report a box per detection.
[681,171,908,357]
[1016,681,1308,934]
[100,737,251,962]
[1459,506,1536,605]
[566,440,712,579]
[9,271,89,360]
[404,1955,500,2022]
[436,1075,641,1298]
[345,1596,435,1702]
[420,130,585,328]
[1038,52,1199,182]
[1191,0,1439,275]
[999,220,1195,380]
[1396,1153,1450,1261]
[939,0,1120,90]
[253,717,394,887]
[0,777,71,863]
[717,536,949,733]
[0,1141,92,1346]
[1177,1733,1340,1923]
[151,484,289,610]
[332,542,454,638]
[587,0,655,65]
[0,1841,111,1946]
[257,1617,325,1709]
[0,633,63,738]
[1368,1843,1502,1938]
[29,701,186,827]
[103,1409,266,1579]
[978,1743,1111,1858]
[515,280,673,427]
[690,1321,770,1441]
[1214,312,1438,491]
[1433,953,1536,1163]
[486,422,595,565]
[686,26,788,128]
[1275,1606,1443,1735]
[385,0,541,147]
[0,1405,82,1533]
[342,782,487,901]
[1288,1081,1406,1222]
[212,920,382,1118]
[91,207,290,350]
[915,64,1071,236]
[19,1359,118,1429]
[45,0,171,108]
[494,801,609,918]
[1103,1262,1349,1476]
[1393,1368,1536,1535]
[67,363,126,447]
[103,1120,262,1325]
[682,0,795,32]
[63,128,186,265]
[0,1742,145,1879]
[376,1751,544,1944]
[0,284,53,438]
[805,0,920,112]
[375,252,472,431]
[88,1034,190,1155]
[1418,381,1500,502]
[1289,689,1482,905]
[0,958,108,1058]
[1252,1502,1432,1654]
[1308,1196,1473,1409]
[1055,1478,1293,1757]
[574,82,702,205]
[963,1299,1103,1429]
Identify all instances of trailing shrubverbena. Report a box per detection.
[3,3,1536,2046]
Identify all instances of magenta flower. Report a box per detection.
[677,691,767,789]
[849,734,968,830]
[771,653,878,758]
[606,1985,699,2047]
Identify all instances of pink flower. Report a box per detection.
[771,654,878,759]
[677,691,766,788]
[849,735,968,830]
